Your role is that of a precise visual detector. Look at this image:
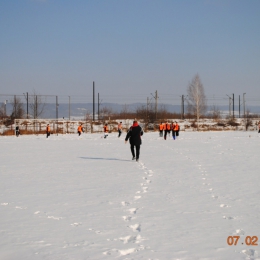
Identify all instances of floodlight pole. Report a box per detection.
[233,93,235,119]
[243,93,246,118]
[239,95,240,118]
[56,95,59,135]
[69,96,71,120]
[181,95,185,119]
[93,81,95,121]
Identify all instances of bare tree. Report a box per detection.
[100,106,113,121]
[10,96,25,120]
[29,90,46,119]
[187,74,207,130]
[244,109,253,131]
[209,105,221,121]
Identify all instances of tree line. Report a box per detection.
[1,75,258,128]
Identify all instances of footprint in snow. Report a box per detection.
[103,248,136,256]
[47,216,62,220]
[128,208,138,214]
[121,201,130,206]
[1,203,9,206]
[212,195,218,199]
[223,216,235,220]
[220,204,229,208]
[142,187,148,193]
[128,223,141,232]
[134,196,141,200]
[70,223,82,227]
[122,216,132,222]
[15,206,27,210]
[234,229,245,235]
[241,249,258,258]
[119,234,142,244]
[88,228,102,234]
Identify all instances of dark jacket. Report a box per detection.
[125,123,143,145]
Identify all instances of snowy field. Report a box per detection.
[0,131,260,260]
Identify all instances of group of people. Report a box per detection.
[103,122,123,138]
[159,121,180,140]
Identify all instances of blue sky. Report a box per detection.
[0,0,260,105]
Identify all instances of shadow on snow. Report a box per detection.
[79,157,131,162]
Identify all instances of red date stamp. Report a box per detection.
[227,236,258,246]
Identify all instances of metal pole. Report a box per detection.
[69,96,71,121]
[181,95,184,119]
[98,93,99,121]
[243,93,246,118]
[147,97,149,123]
[239,95,240,118]
[233,93,235,119]
[229,97,231,119]
[26,92,28,119]
[155,90,158,120]
[56,95,58,135]
[36,95,37,119]
[93,81,95,121]
[183,95,185,120]
[14,95,16,118]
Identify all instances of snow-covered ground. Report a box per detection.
[0,131,259,260]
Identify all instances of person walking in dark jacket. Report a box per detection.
[125,120,143,162]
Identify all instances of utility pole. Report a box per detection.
[233,93,235,120]
[181,95,185,119]
[93,81,95,121]
[26,92,28,119]
[35,95,38,119]
[146,97,149,122]
[56,96,59,135]
[68,96,71,120]
[243,93,246,118]
[98,93,102,121]
[239,95,240,118]
[155,90,158,120]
